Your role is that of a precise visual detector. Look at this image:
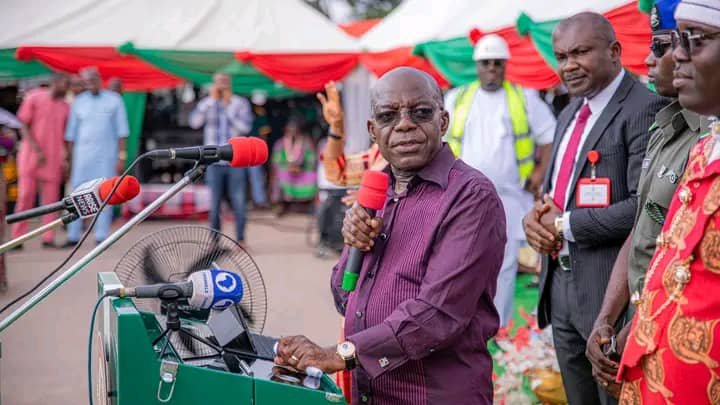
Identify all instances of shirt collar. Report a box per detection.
[681,109,711,133]
[655,99,683,129]
[385,144,455,190]
[585,70,625,115]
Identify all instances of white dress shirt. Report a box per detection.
[445,85,557,241]
[550,70,626,254]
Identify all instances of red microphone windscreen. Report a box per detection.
[98,176,141,205]
[228,137,269,168]
[357,171,389,210]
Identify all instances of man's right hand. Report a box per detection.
[342,203,383,252]
[523,201,556,254]
[316,81,344,136]
[586,323,620,390]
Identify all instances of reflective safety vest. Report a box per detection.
[447,80,534,185]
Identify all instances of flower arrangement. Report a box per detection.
[492,309,566,405]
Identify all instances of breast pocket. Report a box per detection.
[591,145,627,179]
[640,166,682,238]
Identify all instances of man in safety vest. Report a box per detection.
[445,34,556,326]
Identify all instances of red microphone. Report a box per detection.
[98,175,141,204]
[342,170,389,292]
[147,137,269,167]
[6,176,141,224]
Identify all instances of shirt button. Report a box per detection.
[379,233,388,241]
[355,310,363,318]
[361,394,369,403]
[393,197,399,202]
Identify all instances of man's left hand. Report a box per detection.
[275,335,345,374]
[539,195,562,240]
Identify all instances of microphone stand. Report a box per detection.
[0,213,78,254]
[0,165,207,333]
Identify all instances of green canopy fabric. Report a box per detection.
[413,38,476,86]
[118,43,296,98]
[515,13,559,70]
[516,3,651,76]
[121,92,146,167]
[0,48,51,80]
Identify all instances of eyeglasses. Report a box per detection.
[671,29,720,56]
[649,37,672,58]
[372,106,438,127]
[478,59,505,68]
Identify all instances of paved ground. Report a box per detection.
[0,211,342,404]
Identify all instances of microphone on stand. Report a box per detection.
[146,137,268,167]
[341,171,389,292]
[106,269,244,310]
[6,176,140,224]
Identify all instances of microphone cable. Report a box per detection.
[0,155,145,315]
[87,293,108,405]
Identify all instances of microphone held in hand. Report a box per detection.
[5,175,140,224]
[342,171,389,292]
[106,269,244,310]
[145,137,269,168]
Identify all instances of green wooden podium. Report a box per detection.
[95,273,346,405]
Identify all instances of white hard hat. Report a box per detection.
[472,34,510,61]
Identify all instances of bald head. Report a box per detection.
[552,12,622,98]
[367,67,449,173]
[371,67,443,110]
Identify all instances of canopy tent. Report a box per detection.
[0,0,364,164]
[413,0,650,89]
[339,19,382,38]
[117,0,360,94]
[358,0,467,86]
[2,0,361,95]
[0,0,184,91]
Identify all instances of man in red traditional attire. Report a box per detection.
[617,1,720,403]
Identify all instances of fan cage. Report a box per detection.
[113,226,267,359]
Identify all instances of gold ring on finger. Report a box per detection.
[290,355,299,363]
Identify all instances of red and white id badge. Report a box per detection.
[576,150,611,208]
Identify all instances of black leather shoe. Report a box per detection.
[59,240,79,249]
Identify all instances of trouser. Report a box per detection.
[317,189,347,251]
[66,202,113,243]
[551,267,617,405]
[12,175,62,243]
[494,238,521,327]
[206,164,247,241]
[247,164,268,206]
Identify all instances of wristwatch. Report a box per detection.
[554,215,564,240]
[336,340,358,371]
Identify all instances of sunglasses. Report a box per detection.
[650,37,672,58]
[478,59,505,68]
[671,29,720,56]
[372,106,438,127]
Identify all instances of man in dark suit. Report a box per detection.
[522,12,668,405]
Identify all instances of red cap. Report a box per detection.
[98,176,141,205]
[357,171,389,210]
[228,137,269,168]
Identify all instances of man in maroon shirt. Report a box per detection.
[275,67,506,404]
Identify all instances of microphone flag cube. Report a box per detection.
[69,178,104,218]
[188,269,244,310]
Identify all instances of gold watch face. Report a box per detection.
[337,341,356,358]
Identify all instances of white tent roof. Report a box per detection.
[0,0,360,53]
[361,0,634,52]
